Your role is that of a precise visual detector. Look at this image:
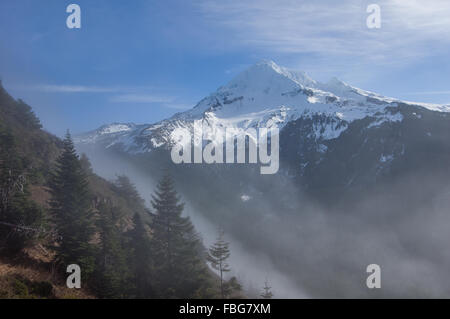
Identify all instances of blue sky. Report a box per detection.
[1,0,449,136]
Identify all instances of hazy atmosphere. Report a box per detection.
[1,0,450,301]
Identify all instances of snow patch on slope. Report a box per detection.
[76,61,450,153]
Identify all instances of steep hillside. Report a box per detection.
[0,81,148,223]
[0,82,61,181]
[0,82,223,299]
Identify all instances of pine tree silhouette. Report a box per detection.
[49,131,95,277]
[207,229,231,298]
[150,173,206,298]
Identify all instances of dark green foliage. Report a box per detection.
[30,280,54,298]
[13,278,29,297]
[46,139,218,298]
[0,189,45,253]
[14,99,42,130]
[223,276,242,299]
[48,132,95,277]
[93,201,133,298]
[10,276,54,299]
[79,153,93,175]
[0,125,26,215]
[0,82,41,131]
[0,81,222,298]
[0,125,44,253]
[125,213,154,298]
[114,175,146,215]
[150,174,210,298]
[0,82,60,179]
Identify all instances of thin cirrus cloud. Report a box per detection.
[197,0,450,65]
[31,84,121,93]
[18,83,190,109]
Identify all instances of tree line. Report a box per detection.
[0,128,272,298]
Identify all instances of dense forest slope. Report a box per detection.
[0,82,237,299]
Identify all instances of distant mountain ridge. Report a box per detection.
[76,60,449,156]
[75,61,450,198]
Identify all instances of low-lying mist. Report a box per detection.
[77,145,450,298]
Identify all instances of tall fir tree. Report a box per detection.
[150,173,208,298]
[48,131,95,276]
[207,229,231,298]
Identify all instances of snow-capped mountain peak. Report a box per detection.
[76,61,450,154]
[220,60,316,92]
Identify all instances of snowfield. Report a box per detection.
[75,60,450,153]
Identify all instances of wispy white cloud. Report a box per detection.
[30,84,121,93]
[14,83,190,109]
[197,0,450,66]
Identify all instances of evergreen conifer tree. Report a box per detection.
[207,229,231,298]
[94,200,132,298]
[260,279,273,299]
[49,131,95,276]
[114,175,145,212]
[150,173,207,298]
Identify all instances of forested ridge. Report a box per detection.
[0,82,249,299]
